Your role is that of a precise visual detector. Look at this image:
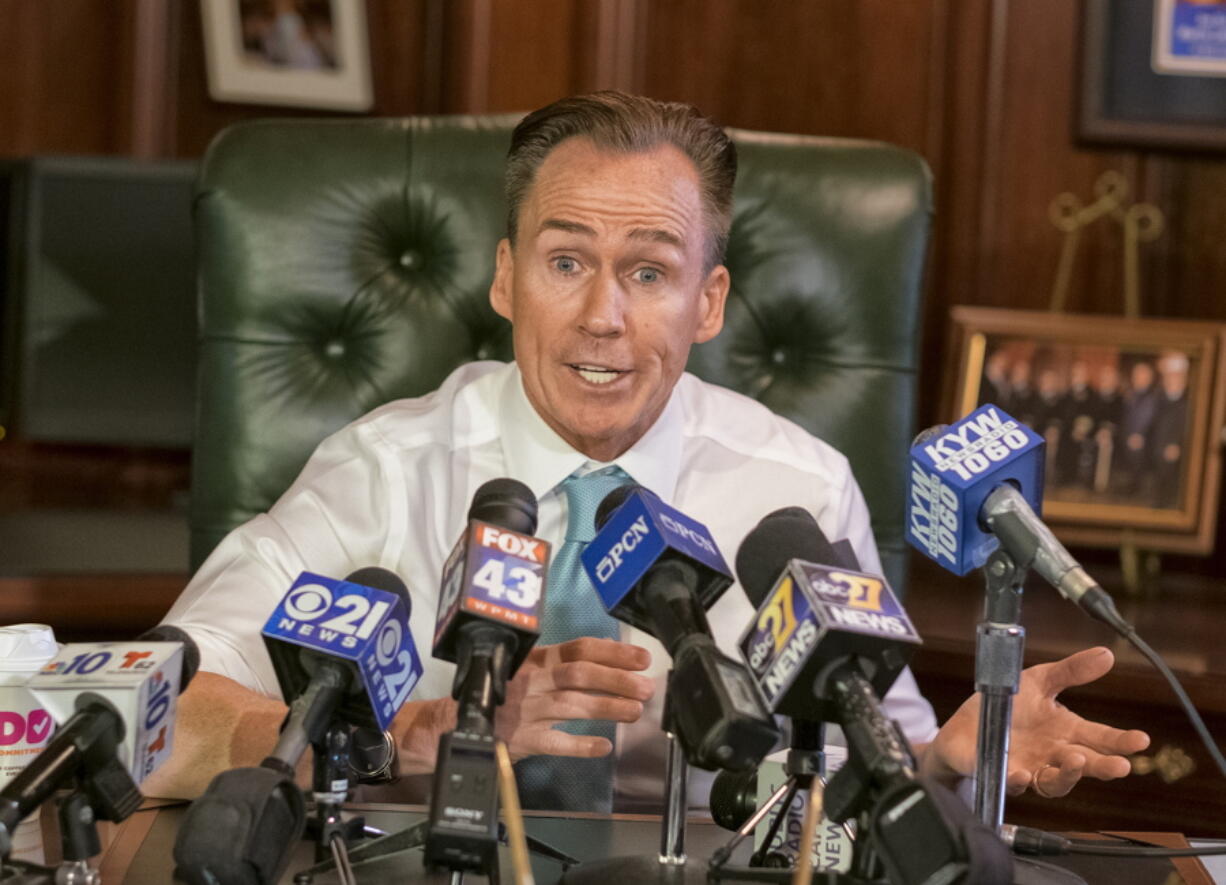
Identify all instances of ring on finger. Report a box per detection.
[1031,763,1059,799]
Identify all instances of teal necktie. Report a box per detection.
[515,466,630,813]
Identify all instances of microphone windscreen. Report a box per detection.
[345,566,411,615]
[829,538,861,571]
[468,478,538,535]
[708,767,759,831]
[139,624,201,689]
[911,423,949,448]
[594,483,640,530]
[735,508,840,607]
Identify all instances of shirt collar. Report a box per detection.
[498,363,683,503]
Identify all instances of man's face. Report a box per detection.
[490,137,729,461]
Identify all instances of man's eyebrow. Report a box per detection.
[539,218,597,237]
[627,227,685,249]
[538,218,685,250]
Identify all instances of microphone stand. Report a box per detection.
[560,683,707,884]
[306,722,368,884]
[0,702,143,885]
[975,547,1026,831]
[707,721,875,884]
[301,623,574,884]
[975,549,1092,885]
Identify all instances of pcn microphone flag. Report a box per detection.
[905,403,1045,576]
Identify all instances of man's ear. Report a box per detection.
[693,264,730,344]
[489,238,514,321]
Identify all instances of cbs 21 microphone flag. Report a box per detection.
[263,572,422,730]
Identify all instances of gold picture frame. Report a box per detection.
[948,307,1226,554]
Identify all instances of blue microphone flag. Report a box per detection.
[905,403,1045,576]
[581,487,732,635]
[262,571,422,731]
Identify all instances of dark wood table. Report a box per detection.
[88,802,1214,884]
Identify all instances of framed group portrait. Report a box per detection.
[948,307,1226,553]
[200,0,373,112]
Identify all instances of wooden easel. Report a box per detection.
[1047,171,1165,596]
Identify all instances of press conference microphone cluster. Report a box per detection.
[427,478,549,874]
[584,484,779,773]
[0,625,198,871]
[175,567,421,885]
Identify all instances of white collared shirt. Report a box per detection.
[165,361,937,809]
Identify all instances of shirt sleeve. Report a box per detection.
[162,419,403,698]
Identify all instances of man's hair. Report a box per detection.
[505,91,737,271]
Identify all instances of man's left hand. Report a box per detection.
[919,646,1150,798]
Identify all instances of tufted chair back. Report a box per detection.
[191,116,931,592]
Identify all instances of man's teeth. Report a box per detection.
[575,365,620,385]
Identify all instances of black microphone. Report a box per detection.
[734,507,922,820]
[0,626,200,853]
[734,510,1015,882]
[433,478,548,730]
[427,479,549,875]
[736,508,919,724]
[583,485,779,772]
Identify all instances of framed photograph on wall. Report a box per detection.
[1079,0,1226,150]
[200,0,373,112]
[948,307,1226,553]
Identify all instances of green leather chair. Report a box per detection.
[190,115,932,594]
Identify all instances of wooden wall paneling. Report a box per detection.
[122,0,180,159]
[365,0,437,114]
[440,0,604,115]
[922,0,994,425]
[438,0,493,113]
[580,0,647,95]
[978,0,1141,316]
[0,1,134,157]
[637,0,939,151]
[1158,159,1226,322]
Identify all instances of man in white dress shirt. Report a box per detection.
[149,93,1148,809]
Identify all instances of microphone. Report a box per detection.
[736,508,920,724]
[427,479,549,875]
[0,626,200,847]
[734,507,921,821]
[432,478,549,724]
[730,511,1017,883]
[582,485,778,772]
[906,404,1125,627]
[175,568,419,885]
[259,567,421,774]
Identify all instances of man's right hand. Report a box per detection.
[495,637,654,760]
